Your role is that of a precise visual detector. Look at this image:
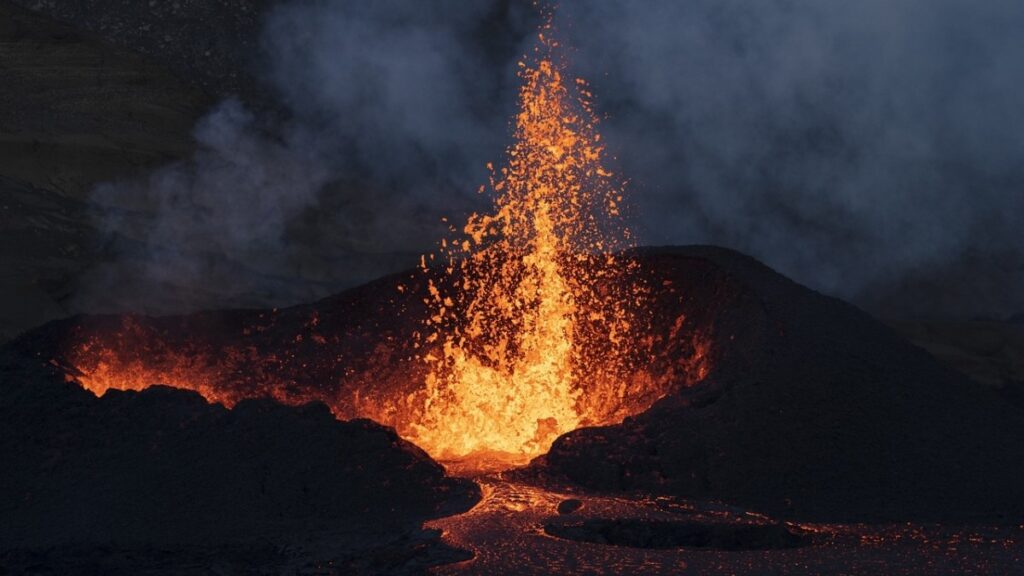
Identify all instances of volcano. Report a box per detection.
[2,245,1024,572]
[4,245,1023,513]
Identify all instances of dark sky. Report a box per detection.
[93,0,1024,318]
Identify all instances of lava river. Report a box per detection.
[425,475,1023,575]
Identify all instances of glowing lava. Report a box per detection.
[56,15,710,472]
[405,24,648,464]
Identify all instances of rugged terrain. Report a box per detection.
[0,1,209,341]
[3,247,1023,574]
[0,0,415,342]
[538,247,1024,522]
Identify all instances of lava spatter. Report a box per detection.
[406,21,654,464]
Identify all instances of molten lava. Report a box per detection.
[57,17,712,471]
[406,27,648,463]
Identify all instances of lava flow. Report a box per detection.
[56,18,711,471]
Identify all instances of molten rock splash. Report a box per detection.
[408,26,649,463]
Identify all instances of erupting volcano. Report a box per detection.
[54,20,703,471]
[5,1,1024,574]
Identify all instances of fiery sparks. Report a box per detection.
[403,25,650,463]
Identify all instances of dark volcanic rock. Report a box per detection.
[544,518,808,551]
[5,244,1024,531]
[889,317,1024,411]
[8,0,269,102]
[541,246,1024,523]
[0,356,479,550]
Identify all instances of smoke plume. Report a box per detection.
[86,0,1024,318]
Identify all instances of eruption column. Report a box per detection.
[408,24,644,464]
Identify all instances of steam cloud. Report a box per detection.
[87,0,1024,318]
[555,0,1024,318]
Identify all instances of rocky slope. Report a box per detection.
[538,246,1024,522]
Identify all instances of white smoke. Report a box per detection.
[84,0,1024,318]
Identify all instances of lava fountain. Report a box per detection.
[405,25,648,463]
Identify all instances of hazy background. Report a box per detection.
[556,0,1024,318]
[17,0,1024,319]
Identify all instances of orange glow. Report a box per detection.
[67,317,227,402]
[403,24,653,463]
[58,16,712,471]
